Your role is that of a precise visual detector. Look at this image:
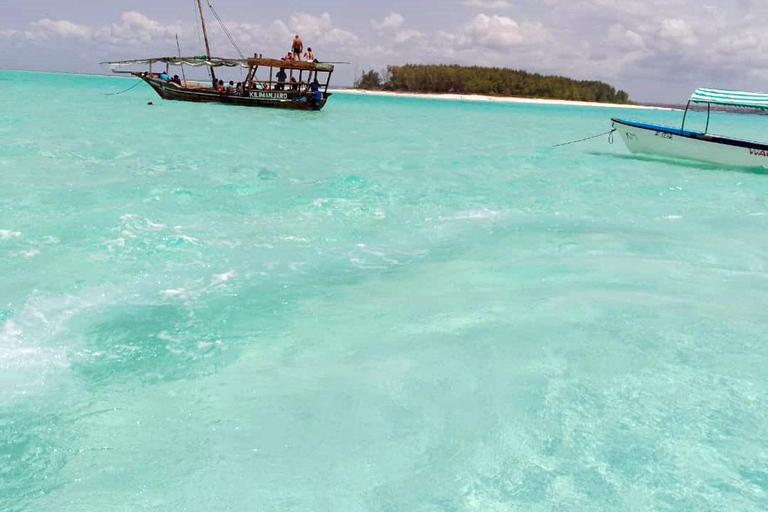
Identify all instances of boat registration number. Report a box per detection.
[654,131,673,140]
[749,148,768,158]
[249,91,288,100]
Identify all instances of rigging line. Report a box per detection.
[176,34,187,85]
[104,80,142,96]
[211,7,244,58]
[193,0,202,46]
[206,0,245,59]
[550,129,616,148]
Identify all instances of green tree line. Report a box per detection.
[355,65,630,104]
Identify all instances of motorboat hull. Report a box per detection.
[611,118,768,168]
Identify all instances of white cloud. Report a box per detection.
[658,18,696,46]
[283,12,358,46]
[0,29,24,39]
[369,13,423,46]
[372,13,405,32]
[0,10,359,60]
[715,32,761,54]
[98,11,183,46]
[19,12,184,47]
[461,0,513,10]
[394,29,423,44]
[607,25,645,52]
[32,19,92,40]
[459,14,546,49]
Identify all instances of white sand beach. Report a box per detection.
[336,88,675,111]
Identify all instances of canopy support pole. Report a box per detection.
[705,102,711,133]
[680,100,691,134]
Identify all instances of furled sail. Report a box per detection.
[104,56,249,68]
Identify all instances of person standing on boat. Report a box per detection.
[309,76,322,109]
[292,35,303,61]
[275,68,287,90]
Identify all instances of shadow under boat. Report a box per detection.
[589,150,768,175]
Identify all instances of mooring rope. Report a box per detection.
[551,129,616,148]
[104,81,142,96]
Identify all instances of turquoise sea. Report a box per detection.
[2,69,768,511]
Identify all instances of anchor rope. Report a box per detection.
[551,129,616,148]
[104,80,143,96]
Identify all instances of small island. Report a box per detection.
[355,64,630,104]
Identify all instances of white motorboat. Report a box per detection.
[612,88,768,168]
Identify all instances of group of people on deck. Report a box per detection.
[159,72,182,85]
[205,72,320,100]
[215,80,246,95]
[283,34,316,62]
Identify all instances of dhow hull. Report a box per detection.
[139,75,329,111]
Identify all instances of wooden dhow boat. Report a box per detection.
[105,1,334,111]
[612,88,768,168]
[106,56,334,111]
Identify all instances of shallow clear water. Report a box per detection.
[2,70,768,511]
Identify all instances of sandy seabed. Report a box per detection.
[336,88,675,111]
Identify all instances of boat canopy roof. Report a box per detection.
[690,88,768,109]
[104,56,334,73]
[247,57,334,72]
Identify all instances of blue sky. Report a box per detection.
[2,0,767,103]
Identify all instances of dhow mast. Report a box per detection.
[196,0,216,87]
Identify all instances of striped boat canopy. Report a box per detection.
[690,88,768,109]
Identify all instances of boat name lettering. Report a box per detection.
[249,91,288,100]
[749,148,768,158]
[654,131,673,140]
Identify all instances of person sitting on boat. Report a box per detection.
[283,51,293,61]
[159,71,169,81]
[292,35,303,61]
[275,68,287,90]
[170,75,182,85]
[304,47,316,62]
[236,82,244,96]
[226,81,235,94]
[290,77,299,91]
[216,79,225,92]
